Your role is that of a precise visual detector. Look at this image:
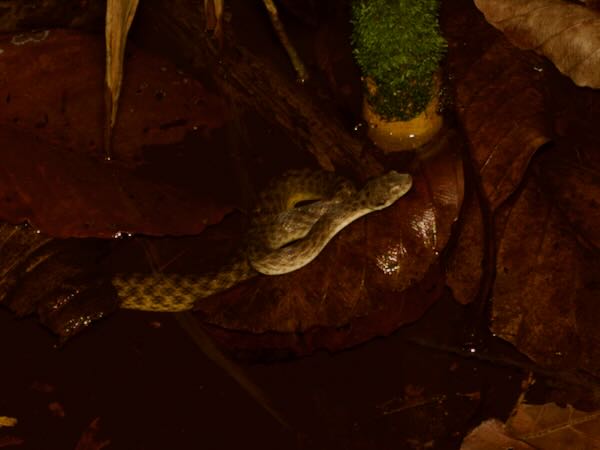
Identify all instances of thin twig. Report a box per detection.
[261,0,309,83]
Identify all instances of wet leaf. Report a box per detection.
[0,222,117,339]
[474,0,600,89]
[492,173,600,372]
[0,127,232,237]
[0,29,230,163]
[195,130,464,353]
[456,38,552,210]
[460,419,535,450]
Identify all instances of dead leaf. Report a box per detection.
[456,38,552,210]
[536,141,600,252]
[0,127,232,237]
[506,402,600,450]
[492,173,600,371]
[461,419,535,450]
[445,193,485,305]
[0,30,230,164]
[74,418,110,450]
[0,222,118,339]
[474,0,600,88]
[104,0,139,157]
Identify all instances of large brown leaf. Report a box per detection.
[0,29,229,163]
[536,143,600,251]
[492,173,600,373]
[474,0,600,89]
[0,29,238,237]
[104,0,140,157]
[0,127,232,237]
[456,38,552,210]
[538,78,600,251]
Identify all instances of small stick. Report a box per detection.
[261,0,309,83]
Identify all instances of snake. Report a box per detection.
[113,169,413,312]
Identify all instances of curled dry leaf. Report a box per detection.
[456,38,552,210]
[492,173,600,373]
[0,30,230,163]
[474,0,600,88]
[104,0,139,157]
[0,127,232,237]
[196,130,464,354]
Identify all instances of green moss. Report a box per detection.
[351,0,446,121]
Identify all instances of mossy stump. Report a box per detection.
[362,74,443,153]
[351,0,446,153]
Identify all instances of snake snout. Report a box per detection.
[389,172,412,197]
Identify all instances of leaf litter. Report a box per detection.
[1,0,600,447]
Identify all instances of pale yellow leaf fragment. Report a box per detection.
[0,416,18,427]
[104,0,140,158]
[204,0,224,40]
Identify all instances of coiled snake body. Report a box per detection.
[113,169,412,312]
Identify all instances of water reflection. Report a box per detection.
[410,207,437,249]
[375,242,408,275]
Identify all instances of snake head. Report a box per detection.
[362,171,413,210]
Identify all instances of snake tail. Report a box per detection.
[113,257,256,312]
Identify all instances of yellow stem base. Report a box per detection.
[362,77,443,153]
